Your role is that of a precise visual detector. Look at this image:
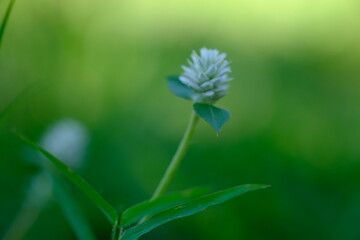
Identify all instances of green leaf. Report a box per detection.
[0,0,16,49]
[120,187,211,228]
[14,132,118,225]
[52,177,97,240]
[193,103,230,132]
[120,184,269,240]
[166,76,194,100]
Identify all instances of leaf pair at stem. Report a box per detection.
[167,76,230,133]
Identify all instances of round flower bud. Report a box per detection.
[179,47,233,104]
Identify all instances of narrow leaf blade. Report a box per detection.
[14,132,118,225]
[166,76,194,100]
[120,184,269,240]
[193,103,230,132]
[53,177,97,240]
[0,0,16,49]
[121,187,211,227]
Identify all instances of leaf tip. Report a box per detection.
[250,184,271,190]
[193,103,230,132]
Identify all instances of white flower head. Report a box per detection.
[179,47,233,104]
[40,118,89,169]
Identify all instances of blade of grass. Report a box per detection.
[53,176,97,240]
[120,184,269,240]
[0,0,16,49]
[14,131,118,225]
[121,187,211,228]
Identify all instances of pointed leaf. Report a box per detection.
[121,187,211,228]
[53,177,97,240]
[14,132,118,225]
[193,103,230,132]
[0,0,16,49]
[120,184,269,240]
[166,76,194,100]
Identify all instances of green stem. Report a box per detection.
[151,111,199,200]
[120,111,199,240]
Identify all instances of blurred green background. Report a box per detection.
[1,0,360,239]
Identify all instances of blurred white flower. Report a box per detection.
[179,47,233,104]
[40,119,89,169]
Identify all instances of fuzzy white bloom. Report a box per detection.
[40,119,89,169]
[179,47,233,104]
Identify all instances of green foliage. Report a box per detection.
[12,130,269,239]
[120,184,268,240]
[166,76,194,100]
[14,132,118,225]
[120,187,210,228]
[166,76,231,132]
[1,0,359,238]
[52,177,97,240]
[193,103,230,132]
[0,0,16,49]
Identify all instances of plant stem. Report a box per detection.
[121,111,199,240]
[151,111,199,200]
